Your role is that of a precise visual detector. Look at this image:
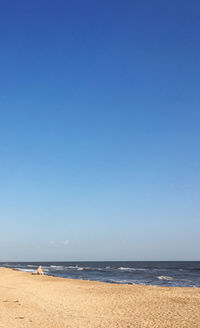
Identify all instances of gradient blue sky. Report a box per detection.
[0,0,200,261]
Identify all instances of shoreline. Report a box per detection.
[1,267,200,327]
[7,266,200,289]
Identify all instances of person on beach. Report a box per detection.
[37,266,44,275]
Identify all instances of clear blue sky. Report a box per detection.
[0,0,199,261]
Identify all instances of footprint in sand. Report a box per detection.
[2,299,21,305]
[15,317,25,319]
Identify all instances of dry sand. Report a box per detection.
[0,268,200,328]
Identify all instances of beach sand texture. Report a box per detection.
[0,268,200,328]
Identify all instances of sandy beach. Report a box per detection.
[0,268,200,328]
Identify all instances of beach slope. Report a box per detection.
[0,268,200,327]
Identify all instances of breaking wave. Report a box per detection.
[158,276,174,281]
[118,267,147,272]
[1,261,200,287]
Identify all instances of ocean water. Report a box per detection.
[1,261,200,287]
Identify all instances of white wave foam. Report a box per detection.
[77,267,93,271]
[158,276,174,281]
[66,266,80,269]
[50,265,64,270]
[118,267,136,271]
[118,267,147,272]
[108,279,145,285]
[16,268,36,273]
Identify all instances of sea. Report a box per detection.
[1,261,200,288]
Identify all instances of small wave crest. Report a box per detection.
[77,267,98,272]
[50,265,64,270]
[118,267,136,271]
[66,266,79,269]
[66,266,107,272]
[106,279,146,285]
[158,276,174,281]
[106,279,133,284]
[118,267,147,272]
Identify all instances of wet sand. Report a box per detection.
[0,267,200,327]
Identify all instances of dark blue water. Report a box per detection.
[1,261,200,287]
